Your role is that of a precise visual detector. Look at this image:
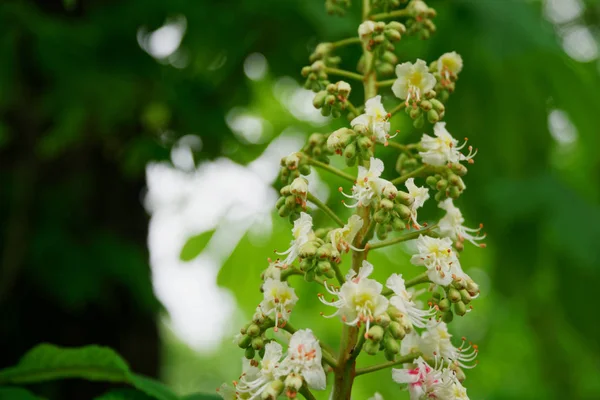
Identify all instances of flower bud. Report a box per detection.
[375,313,391,328]
[413,114,425,129]
[374,209,388,224]
[466,279,480,297]
[419,100,432,111]
[395,190,412,205]
[450,364,466,383]
[290,177,308,197]
[448,287,461,303]
[454,300,467,316]
[383,334,400,354]
[387,21,406,34]
[262,380,284,400]
[311,60,325,72]
[393,204,411,220]
[376,223,389,240]
[430,99,445,112]
[376,63,395,76]
[299,242,319,258]
[427,109,440,124]
[343,142,357,160]
[312,91,327,109]
[409,107,421,119]
[336,80,351,97]
[425,175,439,187]
[245,347,256,359]
[380,198,394,211]
[382,51,398,65]
[388,321,406,339]
[391,217,405,231]
[364,339,380,355]
[367,325,385,342]
[438,298,451,312]
[251,336,265,350]
[284,373,303,391]
[448,186,461,199]
[237,334,252,349]
[247,324,261,337]
[460,289,472,304]
[384,29,401,42]
[373,34,385,44]
[442,310,454,323]
[436,179,448,191]
[450,163,468,177]
[382,183,398,199]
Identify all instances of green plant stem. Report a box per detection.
[388,102,407,116]
[281,269,327,289]
[330,263,346,286]
[307,192,345,227]
[368,224,438,250]
[348,328,366,363]
[355,352,422,376]
[377,78,396,87]
[325,67,364,82]
[331,37,361,49]
[299,385,318,400]
[390,165,429,185]
[387,141,417,152]
[371,9,411,21]
[344,99,359,116]
[304,156,355,182]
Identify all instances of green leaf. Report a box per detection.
[179,230,216,261]
[181,394,221,400]
[0,344,181,400]
[94,389,155,400]
[0,344,130,385]
[129,374,180,400]
[0,386,43,400]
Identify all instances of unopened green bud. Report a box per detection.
[448,186,461,199]
[448,287,461,303]
[376,63,394,76]
[427,109,440,124]
[460,289,472,304]
[436,179,448,191]
[262,380,284,400]
[432,291,442,301]
[385,29,401,42]
[320,105,331,117]
[299,242,319,258]
[365,325,384,342]
[387,21,406,34]
[284,373,303,391]
[245,346,256,359]
[251,336,265,351]
[450,364,466,383]
[331,108,341,118]
[278,205,290,218]
[376,313,391,328]
[380,198,394,211]
[364,339,380,355]
[391,217,405,231]
[374,209,388,224]
[247,324,261,337]
[384,334,400,354]
[357,135,373,148]
[420,100,432,111]
[373,34,385,44]
[393,204,411,220]
[438,298,451,312]
[454,300,467,316]
[376,223,389,240]
[237,334,252,349]
[382,51,398,65]
[301,66,311,77]
[420,30,431,40]
[431,99,445,112]
[442,310,454,323]
[325,94,336,106]
[343,142,357,160]
[426,175,439,187]
[388,321,406,339]
[409,107,421,119]
[304,269,316,282]
[395,191,412,205]
[450,163,468,177]
[312,91,327,109]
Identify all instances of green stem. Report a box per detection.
[299,385,318,400]
[355,352,422,376]
[331,37,361,49]
[388,102,406,116]
[348,328,366,363]
[325,67,364,82]
[387,141,418,152]
[377,78,396,87]
[307,192,345,227]
[344,99,359,116]
[390,165,429,185]
[330,263,346,286]
[304,156,355,182]
[405,271,430,288]
[368,224,438,250]
[371,9,411,21]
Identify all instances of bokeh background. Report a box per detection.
[1,0,599,399]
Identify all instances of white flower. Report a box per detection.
[419,122,477,166]
[290,177,308,197]
[350,96,395,145]
[329,215,364,253]
[216,382,237,400]
[280,329,326,390]
[336,80,351,97]
[386,274,435,328]
[392,356,450,400]
[450,380,470,400]
[368,393,384,400]
[410,235,461,286]
[400,331,422,357]
[437,51,463,80]
[438,199,485,247]
[358,20,376,44]
[319,260,389,331]
[420,320,478,369]
[341,157,392,207]
[260,279,298,330]
[392,59,436,104]
[237,343,283,399]
[405,178,429,229]
[276,212,316,266]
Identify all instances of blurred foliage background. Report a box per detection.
[0,0,599,399]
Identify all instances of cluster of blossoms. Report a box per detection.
[221,0,486,399]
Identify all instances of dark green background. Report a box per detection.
[0,0,599,399]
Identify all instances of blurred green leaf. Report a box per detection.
[181,394,221,400]
[180,230,216,262]
[0,387,43,400]
[0,344,179,400]
[94,389,155,400]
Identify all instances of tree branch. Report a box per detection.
[325,67,364,82]
[355,352,422,376]
[303,156,355,182]
[307,192,345,227]
[367,224,437,250]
